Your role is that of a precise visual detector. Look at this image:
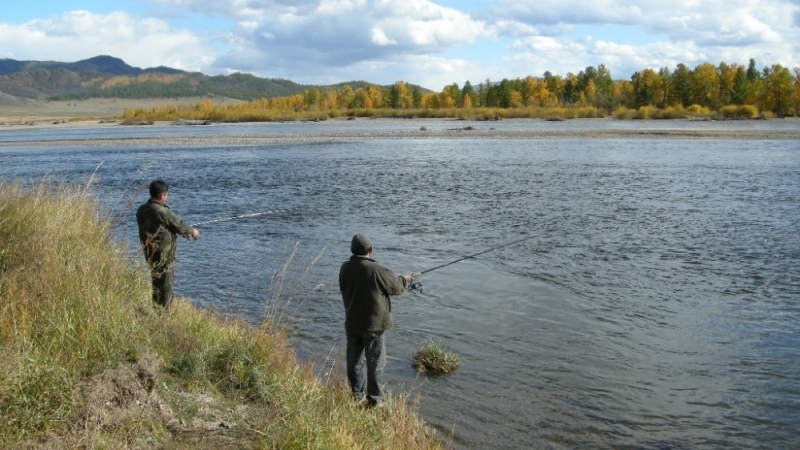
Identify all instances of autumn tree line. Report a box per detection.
[125,59,800,122]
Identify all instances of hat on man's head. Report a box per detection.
[351,234,372,255]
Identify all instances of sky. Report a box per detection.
[1,0,799,91]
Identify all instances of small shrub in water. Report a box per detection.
[412,340,460,375]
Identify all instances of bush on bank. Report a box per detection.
[612,103,764,120]
[0,183,444,449]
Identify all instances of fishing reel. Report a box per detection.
[409,280,424,293]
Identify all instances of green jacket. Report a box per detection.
[136,198,194,266]
[339,255,408,333]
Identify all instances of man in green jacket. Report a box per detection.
[136,180,199,309]
[339,234,413,407]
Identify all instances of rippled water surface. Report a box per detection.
[2,120,799,449]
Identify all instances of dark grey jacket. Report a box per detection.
[339,255,408,333]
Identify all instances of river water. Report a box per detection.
[1,119,799,449]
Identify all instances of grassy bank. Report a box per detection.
[0,183,443,449]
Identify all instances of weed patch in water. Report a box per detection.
[412,340,460,375]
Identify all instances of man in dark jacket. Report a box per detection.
[339,233,413,407]
[136,180,199,309]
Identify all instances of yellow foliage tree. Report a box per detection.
[583,79,597,103]
[691,62,720,108]
[389,81,414,109]
[352,88,373,109]
[366,85,384,109]
[794,68,800,116]
[337,85,355,109]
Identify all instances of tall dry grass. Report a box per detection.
[613,104,720,119]
[0,182,446,449]
[123,100,614,123]
[0,182,151,441]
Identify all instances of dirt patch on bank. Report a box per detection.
[32,352,266,450]
[72,352,166,432]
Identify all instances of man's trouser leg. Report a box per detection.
[346,331,367,400]
[363,331,386,404]
[151,262,175,309]
[347,331,386,404]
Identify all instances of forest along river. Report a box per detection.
[1,119,798,449]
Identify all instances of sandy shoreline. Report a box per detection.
[2,117,799,146]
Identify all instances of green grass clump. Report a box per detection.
[412,340,460,375]
[0,182,445,449]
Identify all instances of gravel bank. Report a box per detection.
[2,119,798,147]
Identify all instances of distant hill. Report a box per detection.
[0,55,179,78]
[0,55,393,101]
[0,91,38,106]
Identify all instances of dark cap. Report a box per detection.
[351,234,372,254]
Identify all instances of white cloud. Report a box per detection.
[502,29,797,83]
[285,53,492,89]
[486,0,799,80]
[650,7,784,47]
[148,0,489,74]
[0,10,210,71]
[489,0,793,45]
[1,1,798,90]
[371,27,398,46]
[491,0,649,26]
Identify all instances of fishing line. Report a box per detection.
[189,208,293,227]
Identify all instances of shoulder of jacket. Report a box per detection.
[151,202,172,213]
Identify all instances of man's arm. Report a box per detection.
[377,266,412,295]
[163,209,199,240]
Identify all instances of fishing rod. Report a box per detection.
[189,209,292,227]
[313,236,532,294]
[411,236,532,278]
[405,237,532,292]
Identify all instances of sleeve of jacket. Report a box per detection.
[376,265,408,296]
[162,208,195,237]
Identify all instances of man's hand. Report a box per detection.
[401,274,413,283]
[191,228,200,241]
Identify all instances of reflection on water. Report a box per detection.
[1,120,798,449]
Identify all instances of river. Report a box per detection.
[1,118,798,449]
